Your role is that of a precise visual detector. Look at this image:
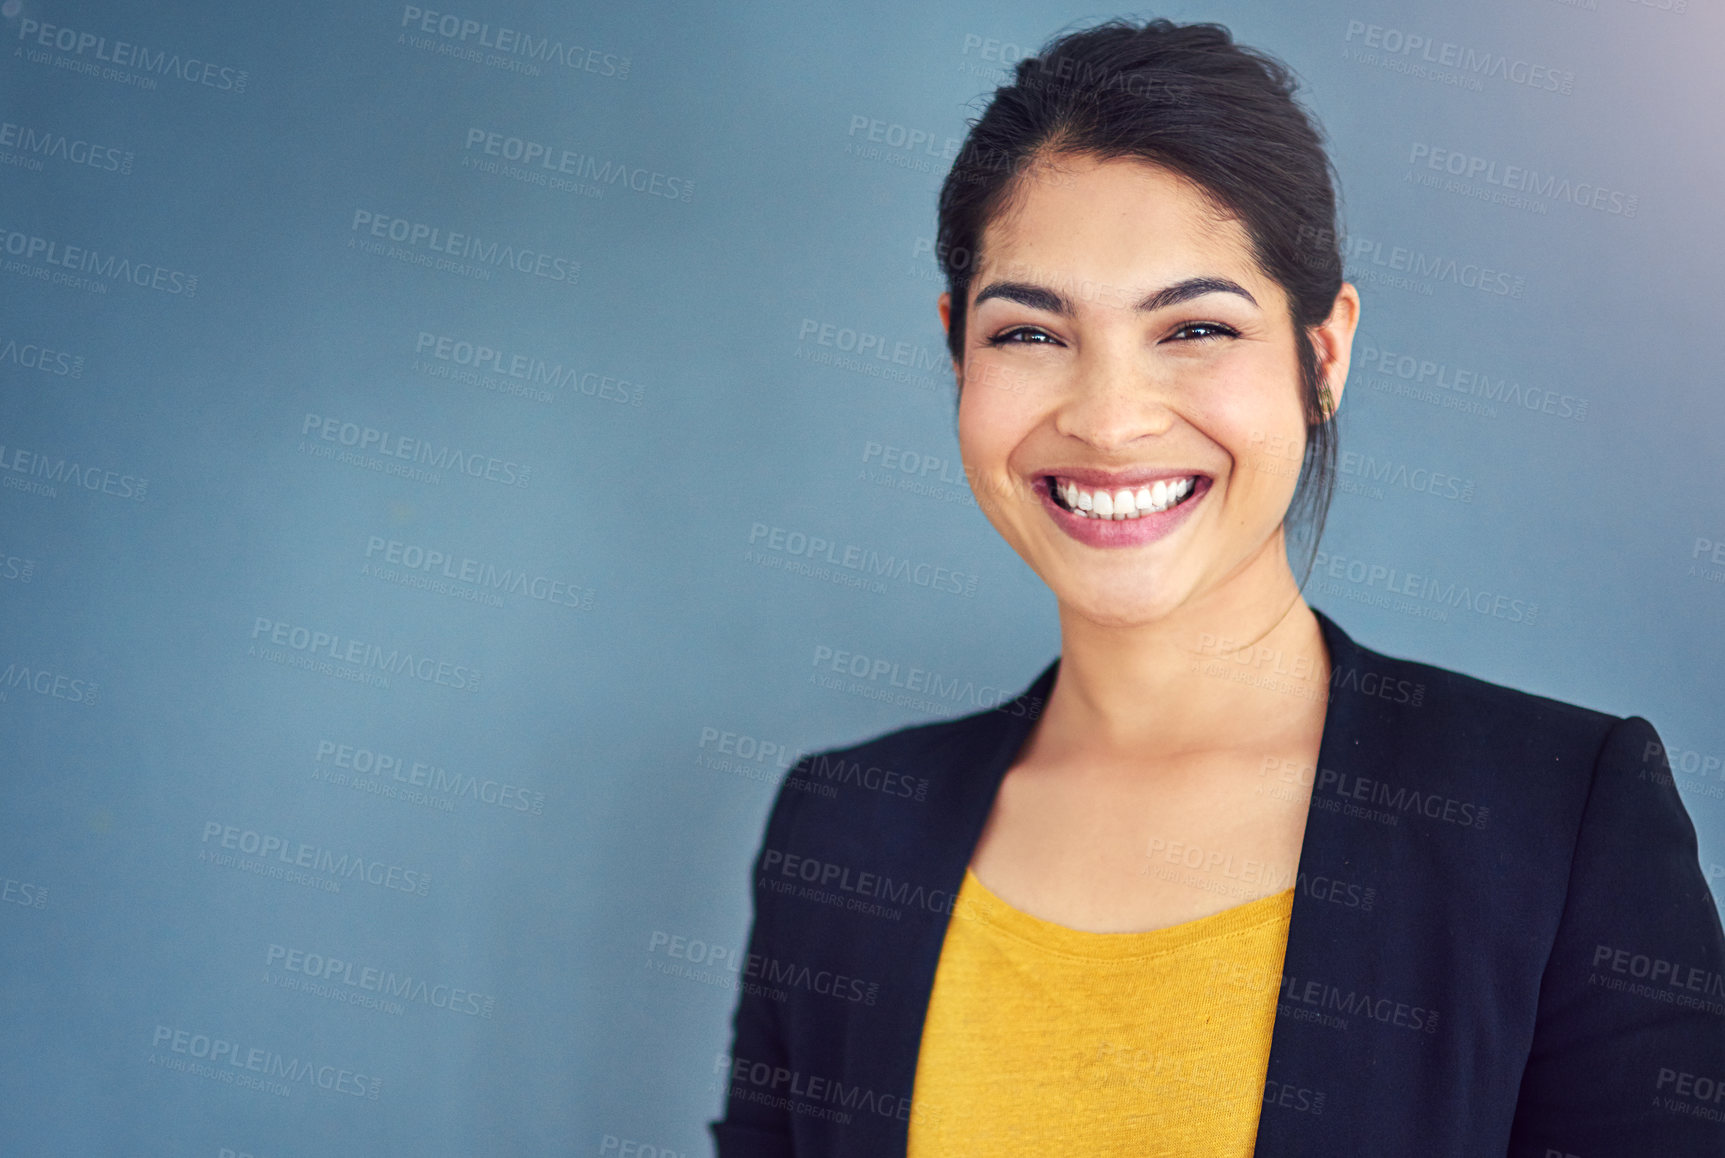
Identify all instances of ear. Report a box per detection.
[938,291,963,389]
[1310,282,1361,419]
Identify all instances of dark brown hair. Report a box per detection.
[935,18,1347,580]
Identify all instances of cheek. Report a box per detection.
[957,362,1047,517]
[956,360,1035,466]
[1197,354,1309,498]
[1214,396,1304,465]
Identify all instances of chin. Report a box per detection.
[1056,583,1190,628]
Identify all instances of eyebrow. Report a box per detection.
[971,275,1259,314]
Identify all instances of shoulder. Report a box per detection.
[1319,610,1627,776]
[1307,609,1682,874]
[1308,617,1716,1005]
[753,662,1054,870]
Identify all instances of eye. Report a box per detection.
[1167,321,1240,342]
[985,326,1061,348]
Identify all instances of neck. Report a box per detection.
[1033,530,1332,764]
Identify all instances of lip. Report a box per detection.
[1034,471,1211,549]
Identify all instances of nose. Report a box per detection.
[1051,344,1176,452]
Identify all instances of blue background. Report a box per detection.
[2,0,1721,1153]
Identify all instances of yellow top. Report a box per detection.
[906,866,1295,1156]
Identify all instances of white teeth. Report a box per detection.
[1054,475,1195,519]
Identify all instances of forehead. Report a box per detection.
[975,154,1261,295]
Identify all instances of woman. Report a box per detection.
[712,19,1725,1157]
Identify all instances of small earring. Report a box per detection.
[1317,383,1335,419]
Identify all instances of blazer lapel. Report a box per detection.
[1253,608,1450,1153]
[853,660,1056,1154]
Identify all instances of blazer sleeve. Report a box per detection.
[708,754,812,1157]
[1508,715,1725,1156]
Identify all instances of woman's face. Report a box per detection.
[944,154,1356,629]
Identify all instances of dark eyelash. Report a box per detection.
[984,327,1057,347]
[1172,321,1240,341]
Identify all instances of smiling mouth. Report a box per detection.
[1046,475,1202,520]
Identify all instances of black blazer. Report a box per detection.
[711,608,1725,1155]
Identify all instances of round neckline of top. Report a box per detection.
[954,865,1295,962]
